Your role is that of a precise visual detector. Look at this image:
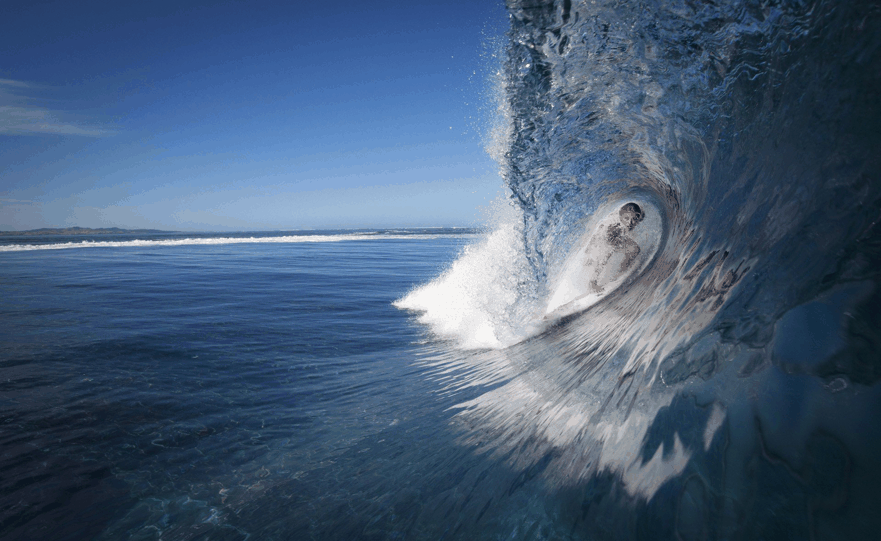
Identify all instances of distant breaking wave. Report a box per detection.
[0,231,478,252]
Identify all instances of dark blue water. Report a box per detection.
[2,233,536,540]
[4,0,881,539]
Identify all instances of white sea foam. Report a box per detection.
[0,233,475,253]
[392,43,536,350]
[396,197,665,349]
[395,199,540,349]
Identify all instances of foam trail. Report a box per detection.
[0,233,477,253]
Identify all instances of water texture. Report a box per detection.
[1,234,491,540]
[401,0,881,538]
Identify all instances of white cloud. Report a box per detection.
[0,79,112,137]
[0,78,30,88]
[0,197,36,204]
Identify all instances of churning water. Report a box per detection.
[399,0,881,538]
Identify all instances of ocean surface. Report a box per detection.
[1,230,501,540]
[4,0,881,539]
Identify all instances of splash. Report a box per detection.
[395,198,539,349]
[401,0,881,536]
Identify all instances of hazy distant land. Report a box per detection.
[0,227,171,237]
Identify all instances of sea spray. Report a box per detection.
[395,197,541,348]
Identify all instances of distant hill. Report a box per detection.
[0,227,171,237]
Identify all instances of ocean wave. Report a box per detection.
[0,232,479,253]
[399,0,881,535]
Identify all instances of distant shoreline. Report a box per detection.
[0,227,172,237]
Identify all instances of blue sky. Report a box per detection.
[0,0,508,231]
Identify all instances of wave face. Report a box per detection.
[401,0,881,537]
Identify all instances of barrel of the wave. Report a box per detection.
[544,200,663,319]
